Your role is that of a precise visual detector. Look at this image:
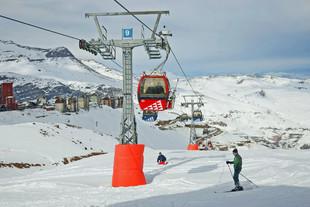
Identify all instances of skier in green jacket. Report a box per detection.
[226,148,243,191]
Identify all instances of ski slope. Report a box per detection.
[1,144,310,207]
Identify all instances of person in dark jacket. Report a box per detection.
[157,152,167,165]
[226,148,243,191]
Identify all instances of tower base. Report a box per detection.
[187,144,199,150]
[112,144,146,187]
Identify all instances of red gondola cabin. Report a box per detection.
[137,73,174,111]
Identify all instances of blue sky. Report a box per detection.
[1,0,310,76]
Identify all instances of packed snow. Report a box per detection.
[1,124,310,207]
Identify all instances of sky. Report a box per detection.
[1,0,310,77]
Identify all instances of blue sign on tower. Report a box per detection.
[122,28,133,39]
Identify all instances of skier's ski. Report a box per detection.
[231,186,243,191]
[230,189,244,192]
[214,187,244,194]
[214,190,242,193]
[214,190,238,193]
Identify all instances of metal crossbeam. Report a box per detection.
[85,11,169,17]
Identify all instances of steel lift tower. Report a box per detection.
[81,10,171,187]
[181,95,204,150]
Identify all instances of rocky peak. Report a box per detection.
[45,47,74,58]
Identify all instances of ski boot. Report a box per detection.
[231,186,243,192]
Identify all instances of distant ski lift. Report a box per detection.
[142,110,158,122]
[137,72,175,111]
[193,109,203,121]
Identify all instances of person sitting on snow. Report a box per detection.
[226,148,243,191]
[157,152,167,165]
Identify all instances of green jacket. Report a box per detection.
[233,154,242,171]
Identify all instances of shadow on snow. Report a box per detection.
[109,184,310,207]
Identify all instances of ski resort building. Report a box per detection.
[77,96,90,111]
[99,96,123,109]
[89,94,99,105]
[66,97,78,112]
[54,97,66,113]
[0,82,17,111]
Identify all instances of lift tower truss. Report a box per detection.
[181,95,204,145]
[84,11,170,144]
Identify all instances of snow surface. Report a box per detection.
[1,138,310,207]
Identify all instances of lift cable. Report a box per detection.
[113,0,161,38]
[0,14,80,41]
[0,14,123,70]
[170,49,197,94]
[113,0,198,94]
[110,60,123,69]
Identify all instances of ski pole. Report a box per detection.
[240,173,258,188]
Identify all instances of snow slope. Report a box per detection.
[1,145,310,207]
[0,107,188,150]
[0,122,116,165]
[81,59,123,81]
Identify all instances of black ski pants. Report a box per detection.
[233,168,241,187]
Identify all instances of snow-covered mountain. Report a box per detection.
[173,75,310,149]
[0,40,122,101]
